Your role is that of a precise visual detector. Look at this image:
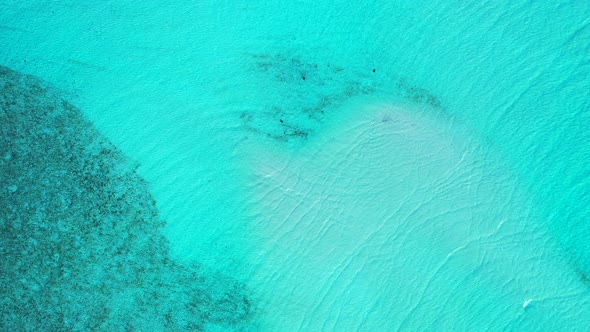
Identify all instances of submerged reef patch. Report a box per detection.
[396,78,441,108]
[0,66,252,331]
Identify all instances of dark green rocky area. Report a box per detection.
[0,66,252,331]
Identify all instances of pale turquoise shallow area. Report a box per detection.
[1,0,589,331]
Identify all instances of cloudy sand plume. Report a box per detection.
[239,98,590,330]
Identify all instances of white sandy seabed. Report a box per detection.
[236,96,590,331]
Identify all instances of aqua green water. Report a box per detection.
[1,1,589,331]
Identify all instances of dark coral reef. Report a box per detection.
[0,66,252,331]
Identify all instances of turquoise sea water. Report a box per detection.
[1,1,589,331]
